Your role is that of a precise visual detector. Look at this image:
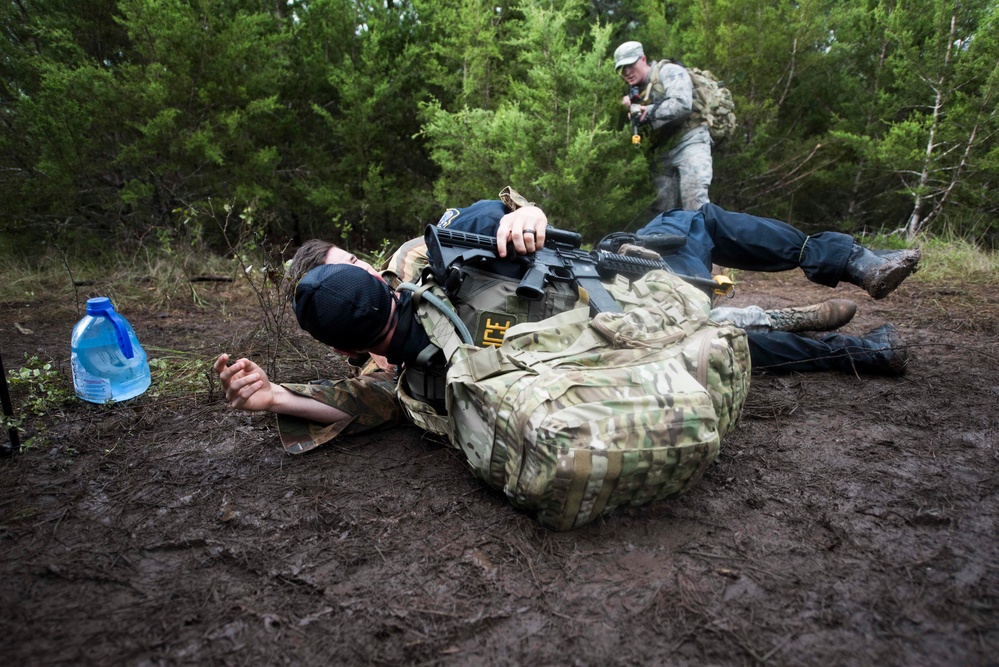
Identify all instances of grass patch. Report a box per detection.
[1,354,76,450]
[146,347,218,399]
[914,236,999,285]
[0,240,266,315]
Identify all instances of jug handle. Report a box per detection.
[93,306,135,359]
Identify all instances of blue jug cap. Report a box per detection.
[86,297,114,314]
[83,297,134,359]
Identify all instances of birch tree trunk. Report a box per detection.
[904,14,956,240]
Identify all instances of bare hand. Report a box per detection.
[213,353,276,413]
[495,206,548,258]
[370,353,394,372]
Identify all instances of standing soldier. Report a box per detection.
[615,40,713,212]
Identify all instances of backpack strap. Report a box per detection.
[392,280,474,439]
[399,280,470,361]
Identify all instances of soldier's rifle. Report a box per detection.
[628,84,643,147]
[424,225,732,318]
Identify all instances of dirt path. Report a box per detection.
[1,271,997,666]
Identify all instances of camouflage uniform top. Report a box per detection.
[276,371,401,454]
[636,60,703,140]
[381,236,429,287]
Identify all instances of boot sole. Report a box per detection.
[865,252,921,299]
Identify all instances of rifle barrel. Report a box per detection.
[595,250,725,293]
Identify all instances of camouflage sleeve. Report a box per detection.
[646,61,693,131]
[381,236,428,286]
[499,186,535,210]
[276,371,402,455]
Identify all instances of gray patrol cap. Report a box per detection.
[614,41,645,70]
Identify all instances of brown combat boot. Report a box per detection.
[765,299,858,333]
[845,246,921,299]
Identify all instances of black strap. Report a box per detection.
[0,346,21,456]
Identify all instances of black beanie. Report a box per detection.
[293,264,395,350]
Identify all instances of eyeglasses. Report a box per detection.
[618,64,639,78]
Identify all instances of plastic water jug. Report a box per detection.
[71,297,151,403]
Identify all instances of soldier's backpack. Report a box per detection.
[399,267,751,530]
[649,60,738,144]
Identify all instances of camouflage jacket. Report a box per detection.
[636,60,701,140]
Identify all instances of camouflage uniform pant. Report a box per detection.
[710,305,774,332]
[652,125,713,212]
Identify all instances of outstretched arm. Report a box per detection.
[213,354,352,425]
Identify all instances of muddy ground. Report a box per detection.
[1,267,997,666]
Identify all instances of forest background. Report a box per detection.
[1,0,998,258]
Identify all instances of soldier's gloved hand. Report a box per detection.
[629,103,649,123]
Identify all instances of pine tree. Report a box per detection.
[420,0,647,237]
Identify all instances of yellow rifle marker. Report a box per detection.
[712,274,735,297]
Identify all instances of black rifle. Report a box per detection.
[628,85,642,147]
[425,225,731,316]
[596,231,686,256]
[425,224,619,315]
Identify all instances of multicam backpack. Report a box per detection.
[400,269,751,530]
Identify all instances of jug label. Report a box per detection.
[72,356,112,403]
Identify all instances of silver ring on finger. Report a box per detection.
[523,228,536,236]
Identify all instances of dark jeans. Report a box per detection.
[748,331,877,374]
[636,204,876,373]
[636,203,855,286]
